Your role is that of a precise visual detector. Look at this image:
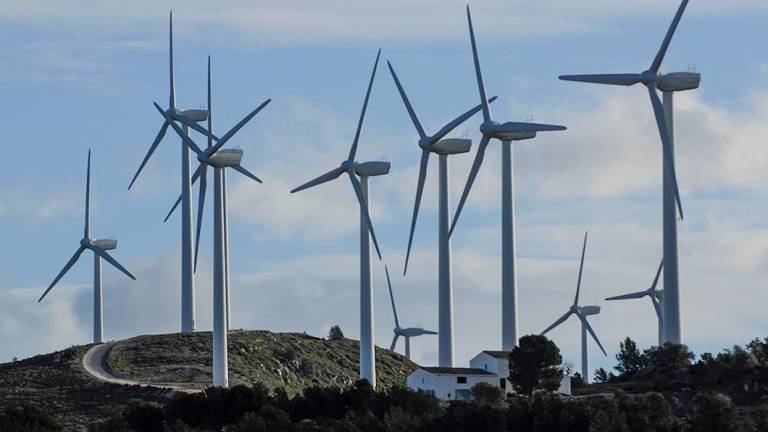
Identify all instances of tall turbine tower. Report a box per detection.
[606,260,664,345]
[387,59,495,367]
[291,50,386,388]
[129,12,211,333]
[559,0,699,344]
[541,232,606,382]
[384,265,437,360]
[40,150,136,344]
[451,6,567,351]
[159,56,270,388]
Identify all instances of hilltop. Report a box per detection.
[0,330,416,429]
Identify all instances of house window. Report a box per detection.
[455,389,471,401]
[422,378,425,384]
[484,364,488,370]
[500,378,506,389]
[457,376,467,384]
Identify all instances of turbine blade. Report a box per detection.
[651,296,663,322]
[174,113,220,141]
[84,149,91,239]
[232,164,263,184]
[348,49,381,161]
[387,60,426,139]
[290,166,345,193]
[208,100,271,155]
[194,166,207,272]
[163,164,203,223]
[385,265,400,328]
[574,231,588,306]
[580,314,607,356]
[650,0,690,73]
[207,55,212,149]
[91,245,136,281]
[129,121,169,190]
[558,74,642,86]
[432,96,498,142]
[169,10,175,109]
[403,150,430,276]
[390,334,399,351]
[39,246,85,302]
[467,6,491,122]
[541,311,572,335]
[651,258,664,291]
[154,103,204,155]
[348,172,383,260]
[449,134,490,237]
[647,85,684,219]
[497,121,567,133]
[606,290,649,301]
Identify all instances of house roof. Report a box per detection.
[481,350,513,359]
[421,367,495,376]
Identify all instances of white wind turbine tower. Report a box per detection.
[39,150,136,344]
[606,260,664,345]
[129,11,211,334]
[541,232,607,382]
[559,0,700,344]
[291,50,387,388]
[159,57,270,388]
[451,6,567,352]
[384,266,437,360]
[387,59,495,367]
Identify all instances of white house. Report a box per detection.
[470,351,513,394]
[407,367,498,401]
[408,351,572,400]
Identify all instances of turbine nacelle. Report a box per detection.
[397,327,438,337]
[432,138,472,155]
[206,148,243,168]
[355,160,391,177]
[93,239,117,251]
[179,108,209,123]
[658,71,701,92]
[580,305,601,316]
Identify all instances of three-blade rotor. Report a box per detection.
[606,259,664,321]
[388,59,496,274]
[40,150,135,302]
[559,0,691,219]
[291,50,384,260]
[540,231,606,356]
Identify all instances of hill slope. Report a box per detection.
[0,330,417,428]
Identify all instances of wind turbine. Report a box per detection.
[451,6,567,352]
[39,150,136,344]
[541,232,606,382]
[158,57,269,388]
[387,59,495,367]
[128,11,211,334]
[291,50,387,388]
[559,0,699,344]
[384,265,437,360]
[606,260,664,345]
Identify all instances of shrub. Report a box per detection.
[328,325,345,341]
[508,335,564,395]
[122,402,165,432]
[470,382,504,406]
[689,392,738,432]
[0,405,62,432]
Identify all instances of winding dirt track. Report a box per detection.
[81,342,201,394]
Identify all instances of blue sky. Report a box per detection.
[1,0,767,376]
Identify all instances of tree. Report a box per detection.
[470,382,504,406]
[508,335,564,395]
[328,325,345,340]
[593,368,613,384]
[689,392,738,432]
[614,337,647,378]
[643,342,694,380]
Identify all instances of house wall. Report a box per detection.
[470,353,512,393]
[407,369,498,401]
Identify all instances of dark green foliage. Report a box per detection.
[0,405,62,432]
[614,337,648,378]
[328,325,345,341]
[508,335,564,395]
[593,367,614,384]
[689,392,738,432]
[643,342,694,380]
[470,382,504,406]
[122,402,165,432]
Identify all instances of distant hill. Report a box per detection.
[0,330,417,429]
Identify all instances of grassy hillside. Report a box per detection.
[105,330,416,394]
[0,330,416,428]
